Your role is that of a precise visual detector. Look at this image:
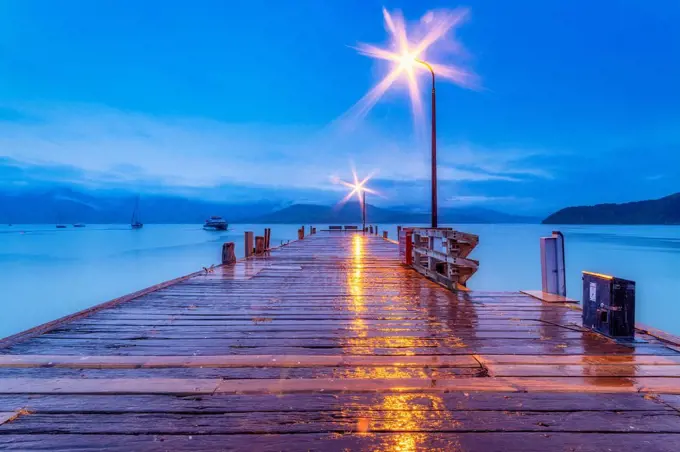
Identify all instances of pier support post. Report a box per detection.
[264,228,271,250]
[255,236,265,255]
[297,228,304,240]
[397,226,402,238]
[383,231,388,239]
[301,225,305,237]
[245,232,254,258]
[369,225,373,234]
[221,242,236,265]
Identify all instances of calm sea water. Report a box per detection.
[1,223,678,338]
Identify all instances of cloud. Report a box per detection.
[446,195,528,205]
[439,142,556,180]
[0,103,551,192]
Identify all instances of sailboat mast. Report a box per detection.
[131,196,139,224]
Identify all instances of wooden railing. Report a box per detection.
[410,228,479,290]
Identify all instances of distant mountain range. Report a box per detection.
[0,188,536,224]
[252,202,536,224]
[543,192,680,224]
[0,188,279,224]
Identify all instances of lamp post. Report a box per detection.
[416,59,437,229]
[338,170,375,233]
[362,190,367,233]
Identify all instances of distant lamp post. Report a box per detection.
[338,170,377,232]
[362,190,367,232]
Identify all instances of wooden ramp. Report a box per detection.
[1,231,680,451]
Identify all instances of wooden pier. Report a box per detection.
[1,231,680,450]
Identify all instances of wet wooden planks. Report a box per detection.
[1,231,679,450]
[1,433,679,452]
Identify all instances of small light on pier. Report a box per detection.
[336,169,378,232]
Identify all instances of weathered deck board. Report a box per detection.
[0,231,679,450]
[1,433,678,452]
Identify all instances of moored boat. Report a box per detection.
[204,216,228,231]
[131,195,143,229]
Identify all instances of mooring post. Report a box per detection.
[244,231,254,258]
[301,225,305,237]
[369,225,373,234]
[397,225,402,238]
[383,231,388,239]
[264,228,271,250]
[255,236,265,255]
[297,228,303,240]
[540,231,566,296]
[221,242,236,265]
[375,225,379,235]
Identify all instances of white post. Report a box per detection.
[540,231,566,296]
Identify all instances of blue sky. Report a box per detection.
[1,0,679,215]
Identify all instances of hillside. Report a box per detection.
[543,192,680,224]
[0,187,537,224]
[249,202,425,224]
[250,202,536,224]
[0,188,279,224]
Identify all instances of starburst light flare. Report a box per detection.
[335,168,378,208]
[343,7,475,131]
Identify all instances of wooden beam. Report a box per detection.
[0,354,480,369]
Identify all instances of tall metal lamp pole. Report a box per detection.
[362,190,367,233]
[416,59,437,228]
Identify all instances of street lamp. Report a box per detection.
[337,170,376,233]
[416,59,437,229]
[362,189,367,233]
[351,8,474,229]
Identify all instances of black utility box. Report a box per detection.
[582,271,636,339]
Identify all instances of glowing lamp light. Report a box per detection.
[335,169,378,232]
[337,169,377,207]
[345,7,474,128]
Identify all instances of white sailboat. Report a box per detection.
[131,196,143,229]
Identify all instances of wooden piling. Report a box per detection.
[264,228,271,250]
[369,226,373,234]
[244,232,254,258]
[221,242,236,265]
[397,225,402,238]
[255,236,265,255]
[383,231,388,239]
[297,228,303,240]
